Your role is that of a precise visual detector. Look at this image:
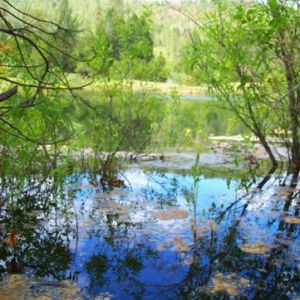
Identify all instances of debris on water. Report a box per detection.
[151,208,189,220]
[0,275,83,300]
[101,178,125,187]
[59,280,81,299]
[239,242,274,254]
[0,274,29,300]
[172,237,190,252]
[6,232,19,248]
[274,186,295,197]
[282,216,300,224]
[212,272,250,296]
[157,237,190,252]
[157,241,169,252]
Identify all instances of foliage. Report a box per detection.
[150,95,246,151]
[0,0,92,148]
[185,0,300,176]
[75,6,168,81]
[55,0,80,73]
[70,81,166,181]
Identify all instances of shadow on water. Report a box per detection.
[0,154,299,299]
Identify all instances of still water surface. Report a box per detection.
[0,155,299,299]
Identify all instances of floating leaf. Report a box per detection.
[172,237,190,252]
[60,280,80,299]
[239,242,274,254]
[151,208,189,220]
[283,216,300,224]
[0,274,29,300]
[157,242,169,252]
[6,232,19,248]
[212,272,250,296]
[275,186,295,197]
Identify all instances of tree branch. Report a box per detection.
[0,86,18,102]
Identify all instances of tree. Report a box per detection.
[101,7,167,81]
[185,0,300,183]
[0,0,91,145]
[55,0,80,72]
[123,10,154,62]
[73,81,164,185]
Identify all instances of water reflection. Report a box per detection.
[0,157,299,299]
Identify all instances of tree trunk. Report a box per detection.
[255,130,278,169]
[234,65,278,169]
[279,35,300,182]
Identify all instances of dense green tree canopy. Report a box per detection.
[185,0,300,179]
